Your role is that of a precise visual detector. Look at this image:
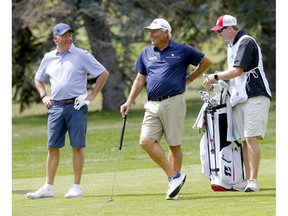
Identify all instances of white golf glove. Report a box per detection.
[74,94,91,110]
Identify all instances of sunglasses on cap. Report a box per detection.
[217,26,228,33]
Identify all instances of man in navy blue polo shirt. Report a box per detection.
[120,18,212,200]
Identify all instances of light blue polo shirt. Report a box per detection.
[35,44,106,100]
[135,40,204,99]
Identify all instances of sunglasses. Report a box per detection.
[217,26,228,33]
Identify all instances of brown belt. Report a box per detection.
[52,98,76,105]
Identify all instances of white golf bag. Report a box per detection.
[194,79,244,191]
[201,105,244,191]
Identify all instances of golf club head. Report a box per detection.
[211,83,222,93]
[199,91,215,106]
[218,80,229,104]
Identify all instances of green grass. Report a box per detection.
[12,97,276,216]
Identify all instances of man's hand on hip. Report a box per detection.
[74,95,90,110]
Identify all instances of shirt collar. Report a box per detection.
[153,40,175,51]
[56,43,75,55]
[233,30,246,45]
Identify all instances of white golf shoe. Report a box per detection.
[245,179,259,192]
[26,186,54,199]
[232,179,248,192]
[64,185,83,198]
[166,173,186,199]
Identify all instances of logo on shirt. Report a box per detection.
[148,56,158,61]
[166,53,180,59]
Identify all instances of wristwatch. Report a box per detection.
[214,74,219,81]
[41,94,47,100]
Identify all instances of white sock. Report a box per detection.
[43,183,53,190]
[72,184,81,189]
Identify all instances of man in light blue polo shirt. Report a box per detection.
[26,23,109,199]
[120,18,212,200]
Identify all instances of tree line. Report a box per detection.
[12,0,275,112]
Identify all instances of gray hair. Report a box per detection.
[161,28,172,39]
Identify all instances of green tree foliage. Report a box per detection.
[12,0,275,112]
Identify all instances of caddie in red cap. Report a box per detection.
[204,15,272,193]
[210,15,237,32]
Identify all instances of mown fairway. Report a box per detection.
[12,98,276,216]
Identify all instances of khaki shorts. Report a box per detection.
[140,94,186,146]
[233,96,270,141]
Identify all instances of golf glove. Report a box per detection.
[74,94,90,110]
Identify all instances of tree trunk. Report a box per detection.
[260,0,276,96]
[82,13,126,111]
[261,23,276,96]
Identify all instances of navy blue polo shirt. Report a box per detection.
[135,40,204,99]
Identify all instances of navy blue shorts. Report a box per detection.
[47,103,88,149]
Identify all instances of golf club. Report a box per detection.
[107,114,127,202]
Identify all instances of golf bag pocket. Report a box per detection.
[218,142,243,185]
[200,134,209,177]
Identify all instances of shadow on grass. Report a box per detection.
[74,187,276,200]
[12,190,31,195]
[181,192,276,201]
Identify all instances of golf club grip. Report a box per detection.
[119,115,127,150]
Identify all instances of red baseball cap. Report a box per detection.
[210,15,237,31]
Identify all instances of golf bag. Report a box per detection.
[194,79,244,191]
[201,104,244,191]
